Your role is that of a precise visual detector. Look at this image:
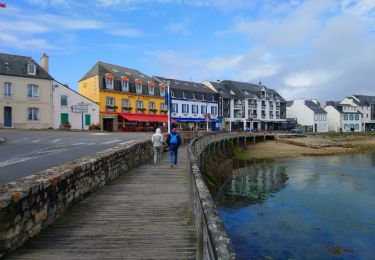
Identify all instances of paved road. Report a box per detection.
[0,130,151,185]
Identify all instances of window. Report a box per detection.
[355,124,359,130]
[61,95,68,107]
[160,87,165,97]
[136,100,143,109]
[349,115,354,120]
[171,90,175,97]
[149,101,155,109]
[136,83,142,94]
[211,106,217,115]
[192,92,196,100]
[160,103,166,111]
[28,107,39,121]
[60,113,69,125]
[192,105,198,114]
[27,84,39,98]
[212,95,215,101]
[182,104,189,113]
[202,93,206,101]
[4,82,12,96]
[355,115,359,120]
[314,114,318,121]
[106,97,115,106]
[28,64,36,75]
[105,78,114,89]
[122,99,130,109]
[344,115,348,120]
[148,86,154,95]
[201,105,207,114]
[182,91,186,99]
[172,103,178,113]
[122,81,129,92]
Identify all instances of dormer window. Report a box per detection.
[171,89,175,97]
[28,63,36,75]
[182,91,187,99]
[192,92,196,100]
[202,93,206,101]
[135,79,143,94]
[159,83,166,97]
[147,81,155,95]
[105,73,114,89]
[121,76,129,92]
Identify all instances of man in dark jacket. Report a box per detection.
[166,128,182,167]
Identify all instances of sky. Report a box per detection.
[1,0,374,102]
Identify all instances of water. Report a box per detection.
[215,154,375,259]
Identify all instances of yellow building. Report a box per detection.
[78,62,167,131]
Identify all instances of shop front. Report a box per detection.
[118,113,168,132]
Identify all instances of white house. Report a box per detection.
[324,101,363,132]
[286,99,328,132]
[52,80,99,130]
[340,95,375,131]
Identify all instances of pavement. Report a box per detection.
[0,129,152,185]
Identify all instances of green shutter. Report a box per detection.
[61,113,69,124]
[85,114,91,126]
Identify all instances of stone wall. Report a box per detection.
[0,140,153,256]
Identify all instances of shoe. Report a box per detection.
[170,164,173,168]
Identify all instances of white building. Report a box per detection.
[340,95,375,131]
[52,81,99,130]
[324,101,363,132]
[204,80,286,131]
[286,99,328,132]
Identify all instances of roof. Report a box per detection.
[153,76,215,94]
[305,100,327,114]
[79,61,156,83]
[206,81,234,99]
[0,53,53,80]
[221,80,286,102]
[352,95,375,106]
[53,80,98,104]
[325,101,361,114]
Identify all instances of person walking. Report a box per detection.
[151,128,163,166]
[166,128,181,167]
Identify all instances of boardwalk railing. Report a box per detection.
[187,132,274,259]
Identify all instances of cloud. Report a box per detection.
[165,18,191,35]
[109,28,144,37]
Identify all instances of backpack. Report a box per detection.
[170,134,178,144]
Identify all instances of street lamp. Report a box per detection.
[166,79,171,134]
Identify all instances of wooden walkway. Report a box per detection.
[7,147,196,259]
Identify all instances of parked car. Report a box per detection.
[291,127,304,134]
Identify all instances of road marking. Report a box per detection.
[120,140,136,145]
[92,133,111,136]
[102,140,121,145]
[50,139,62,143]
[32,139,42,143]
[12,137,30,143]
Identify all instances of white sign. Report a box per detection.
[71,105,88,113]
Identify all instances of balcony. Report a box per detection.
[234,104,242,109]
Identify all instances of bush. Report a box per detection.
[89,123,101,130]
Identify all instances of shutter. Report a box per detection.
[85,114,91,126]
[61,113,69,124]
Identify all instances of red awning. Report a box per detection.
[118,113,168,123]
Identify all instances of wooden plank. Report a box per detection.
[8,148,196,259]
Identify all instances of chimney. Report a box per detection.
[40,53,49,73]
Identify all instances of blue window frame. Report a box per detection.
[172,103,178,113]
[343,115,348,120]
[349,115,354,120]
[201,105,207,114]
[355,115,359,120]
[192,105,198,114]
[182,104,189,113]
[211,106,217,115]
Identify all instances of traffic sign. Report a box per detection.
[71,105,88,113]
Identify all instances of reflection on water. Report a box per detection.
[218,164,288,206]
[215,154,375,260]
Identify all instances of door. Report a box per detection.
[4,107,12,127]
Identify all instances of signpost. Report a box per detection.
[205,113,211,132]
[71,103,89,131]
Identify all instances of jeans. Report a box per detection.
[153,146,162,165]
[169,149,178,165]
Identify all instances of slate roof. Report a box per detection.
[305,100,327,114]
[153,76,215,94]
[352,95,375,106]
[0,53,52,80]
[206,81,234,99]
[79,61,155,83]
[326,101,361,114]
[221,80,286,102]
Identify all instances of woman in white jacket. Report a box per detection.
[151,128,163,165]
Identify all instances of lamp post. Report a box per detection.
[166,79,171,134]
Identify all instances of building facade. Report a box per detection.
[0,53,53,129]
[52,81,99,130]
[204,80,286,131]
[340,95,375,131]
[155,77,220,131]
[78,62,167,132]
[286,99,328,132]
[324,101,363,132]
